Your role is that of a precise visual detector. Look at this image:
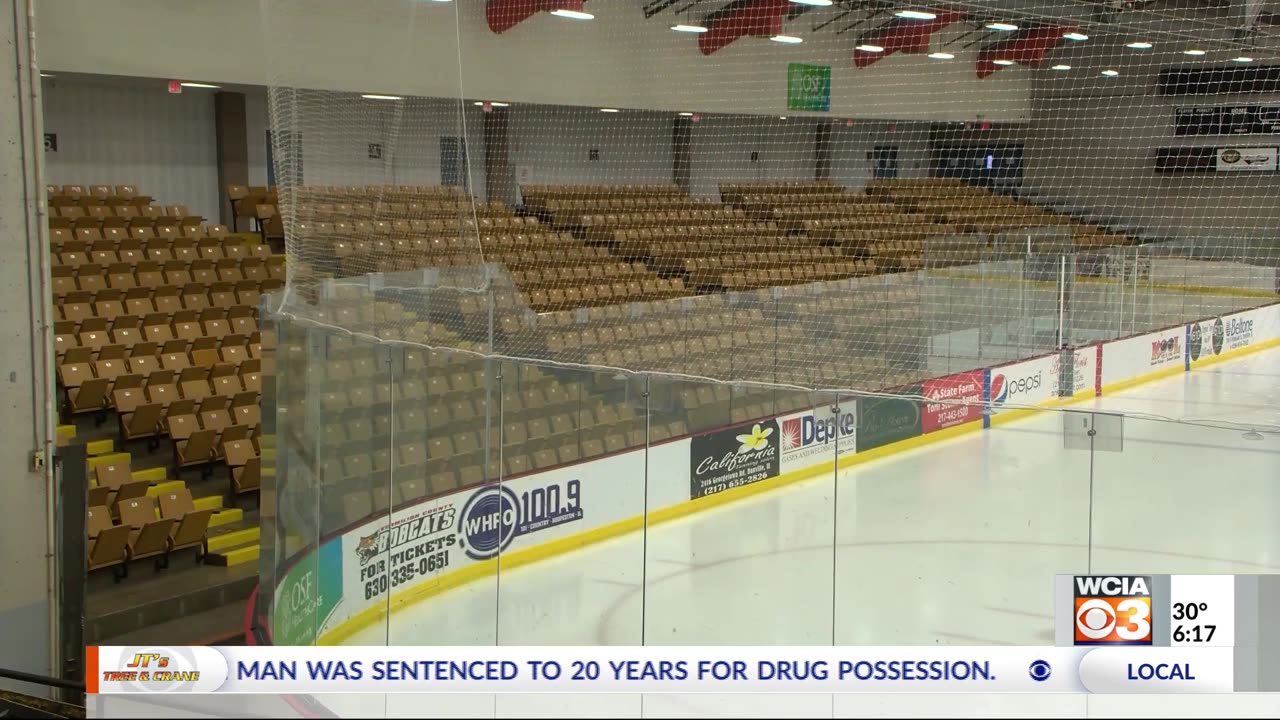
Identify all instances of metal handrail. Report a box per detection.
[0,667,84,692]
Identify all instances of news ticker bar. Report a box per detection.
[91,646,1253,694]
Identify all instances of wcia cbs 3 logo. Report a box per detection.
[1073,575,1153,645]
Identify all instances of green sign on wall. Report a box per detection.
[273,539,343,646]
[787,63,831,112]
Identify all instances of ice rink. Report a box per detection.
[348,349,1280,650]
[327,349,1280,717]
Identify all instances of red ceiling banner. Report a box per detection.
[486,0,586,34]
[853,10,967,68]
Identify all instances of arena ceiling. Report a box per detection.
[638,0,1280,52]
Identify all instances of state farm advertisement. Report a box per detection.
[921,370,983,433]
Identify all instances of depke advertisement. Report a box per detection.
[776,404,856,473]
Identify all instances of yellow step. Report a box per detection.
[207,526,259,553]
[208,508,243,528]
[216,544,260,567]
[56,425,76,443]
[87,452,129,472]
[193,495,224,512]
[131,466,167,483]
[86,438,114,456]
[145,480,186,498]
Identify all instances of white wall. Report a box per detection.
[41,76,221,220]
[273,91,487,193]
[511,107,672,188]
[828,121,936,192]
[35,0,1032,123]
[1024,91,1280,240]
[688,116,822,199]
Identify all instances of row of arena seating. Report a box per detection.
[275,302,838,530]
[53,260,285,299]
[274,283,936,531]
[50,224,248,246]
[53,185,273,578]
[249,181,1040,319]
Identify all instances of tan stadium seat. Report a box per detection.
[158,489,212,559]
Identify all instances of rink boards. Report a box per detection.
[271,302,1280,647]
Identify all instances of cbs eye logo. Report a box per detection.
[1072,575,1153,645]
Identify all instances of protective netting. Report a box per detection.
[259,0,1280,413]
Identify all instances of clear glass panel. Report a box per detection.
[493,360,646,646]
[1089,411,1280,578]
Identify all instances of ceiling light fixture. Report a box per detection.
[1183,49,1207,55]
[928,52,954,60]
[181,82,221,89]
[550,9,594,20]
[1063,32,1089,41]
[40,72,54,78]
[856,44,885,53]
[1051,64,1071,71]
[993,59,1015,66]
[362,93,403,100]
[1126,41,1153,49]
[770,34,803,43]
[1101,69,1120,76]
[473,101,509,107]
[678,112,694,116]
[671,23,708,33]
[779,116,788,120]
[986,22,1019,31]
[1233,56,1255,63]
[789,0,833,6]
[600,108,620,113]
[896,10,936,20]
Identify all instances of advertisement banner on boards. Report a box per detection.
[856,384,923,452]
[1100,327,1185,388]
[1063,346,1097,397]
[776,404,857,474]
[689,420,781,499]
[312,466,599,641]
[272,539,343,647]
[921,370,983,432]
[988,355,1056,415]
[1189,304,1278,366]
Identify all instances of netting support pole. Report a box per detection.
[1057,255,1067,349]
[640,375,651,647]
[1130,248,1138,334]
